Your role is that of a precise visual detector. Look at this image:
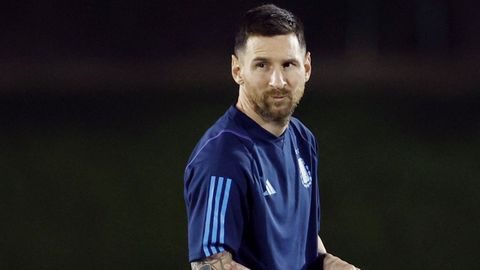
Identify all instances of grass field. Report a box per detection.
[1,85,479,269]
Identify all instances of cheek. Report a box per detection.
[244,72,269,87]
[286,74,301,87]
[288,69,307,85]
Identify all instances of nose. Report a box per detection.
[268,68,287,89]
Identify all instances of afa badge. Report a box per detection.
[295,148,312,188]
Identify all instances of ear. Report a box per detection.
[304,51,312,82]
[231,54,244,85]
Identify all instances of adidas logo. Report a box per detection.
[263,179,277,196]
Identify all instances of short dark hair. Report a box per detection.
[234,4,306,55]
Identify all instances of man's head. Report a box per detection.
[232,4,311,127]
[234,4,306,57]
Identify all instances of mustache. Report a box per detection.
[265,88,291,97]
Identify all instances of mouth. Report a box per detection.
[270,94,291,102]
[266,89,291,103]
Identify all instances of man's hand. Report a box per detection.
[324,253,360,270]
[318,236,360,270]
[317,236,327,254]
[191,251,250,270]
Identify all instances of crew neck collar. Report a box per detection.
[227,105,289,144]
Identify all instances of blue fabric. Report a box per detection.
[184,105,321,270]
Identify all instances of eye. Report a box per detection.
[255,62,266,68]
[283,62,296,68]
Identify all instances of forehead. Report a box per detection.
[241,34,304,61]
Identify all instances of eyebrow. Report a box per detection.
[285,58,301,64]
[251,57,269,62]
[251,57,300,64]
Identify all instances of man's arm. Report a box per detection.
[317,235,327,254]
[191,251,250,270]
[318,236,360,270]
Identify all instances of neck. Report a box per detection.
[236,90,289,137]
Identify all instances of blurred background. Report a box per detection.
[1,0,479,269]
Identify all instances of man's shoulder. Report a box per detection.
[187,114,253,169]
[200,128,253,155]
[289,116,316,144]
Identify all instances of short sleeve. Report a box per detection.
[184,134,251,262]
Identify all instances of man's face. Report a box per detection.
[233,34,311,124]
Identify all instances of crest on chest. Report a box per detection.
[295,148,312,188]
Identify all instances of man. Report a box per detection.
[184,4,359,270]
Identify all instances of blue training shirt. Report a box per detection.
[184,105,321,270]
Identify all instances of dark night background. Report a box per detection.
[1,0,479,269]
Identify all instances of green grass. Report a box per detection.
[1,87,479,269]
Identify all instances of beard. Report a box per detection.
[250,87,304,125]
